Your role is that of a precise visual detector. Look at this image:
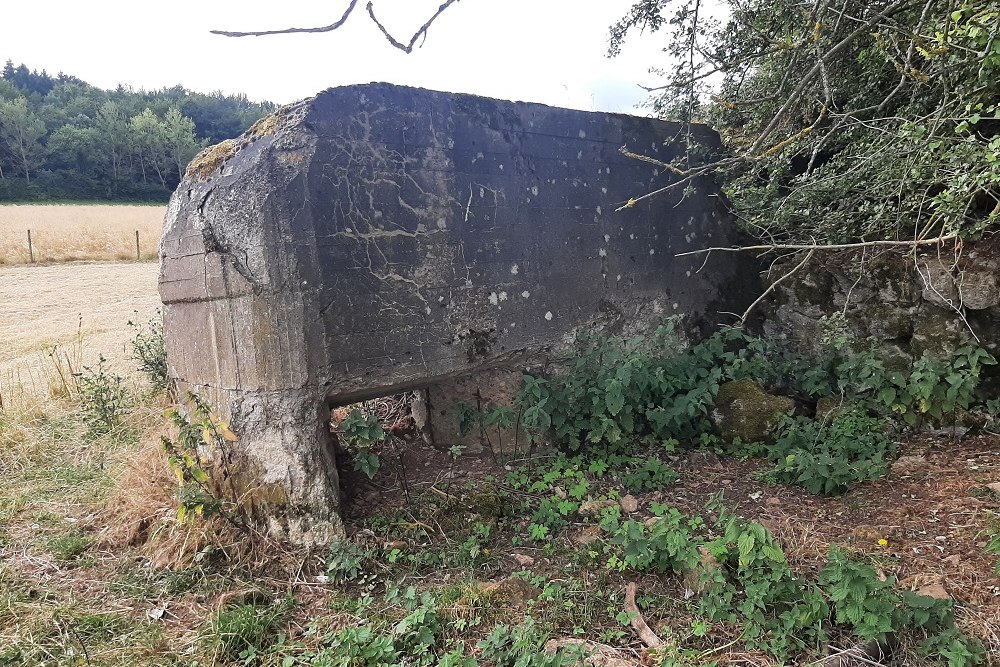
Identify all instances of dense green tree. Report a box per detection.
[163,107,203,181]
[611,0,1000,246]
[0,61,275,201]
[0,97,45,182]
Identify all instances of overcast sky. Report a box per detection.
[2,1,670,113]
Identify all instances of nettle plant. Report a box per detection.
[766,411,897,495]
[511,318,742,452]
[338,409,386,480]
[161,392,238,524]
[600,499,982,664]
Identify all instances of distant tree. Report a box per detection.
[162,107,202,181]
[94,101,129,182]
[130,108,169,186]
[0,97,46,182]
[0,62,274,201]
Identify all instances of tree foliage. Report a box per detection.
[612,0,1000,244]
[0,61,276,201]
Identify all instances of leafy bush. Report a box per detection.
[127,312,168,390]
[339,408,386,479]
[698,511,830,659]
[514,319,743,451]
[766,411,897,494]
[819,547,983,666]
[605,503,701,573]
[327,537,370,583]
[76,355,131,440]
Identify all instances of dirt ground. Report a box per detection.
[0,261,161,402]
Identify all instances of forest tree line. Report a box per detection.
[0,61,277,202]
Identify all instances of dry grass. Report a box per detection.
[0,204,165,265]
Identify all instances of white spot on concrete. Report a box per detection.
[599,248,607,257]
[436,218,447,230]
[416,223,427,233]
[596,206,602,215]
[499,164,504,171]
[521,290,530,298]
[479,187,485,198]
[578,130,587,138]
[545,311,554,321]
[672,303,679,310]
[649,248,655,255]
[476,151,484,159]
[685,270,691,277]
[439,295,445,302]
[488,292,499,306]
[605,167,611,175]
[510,322,516,328]
[499,291,508,302]
[577,150,583,159]
[629,234,635,240]
[531,186,539,196]
[601,187,608,195]
[510,264,519,275]
[616,274,622,281]
[425,306,432,315]
[604,234,610,243]
[653,169,659,177]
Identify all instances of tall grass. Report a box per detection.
[0,204,165,265]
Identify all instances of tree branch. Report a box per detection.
[211,0,463,54]
[675,234,958,257]
[366,0,463,54]
[211,0,360,37]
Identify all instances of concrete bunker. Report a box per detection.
[159,83,756,544]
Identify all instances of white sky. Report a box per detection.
[2,0,670,113]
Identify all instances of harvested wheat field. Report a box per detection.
[0,262,161,405]
[0,204,165,265]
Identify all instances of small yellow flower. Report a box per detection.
[878,538,889,547]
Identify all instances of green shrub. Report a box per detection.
[766,411,897,494]
[76,355,131,440]
[128,312,168,390]
[339,408,386,479]
[514,319,743,451]
[819,547,983,666]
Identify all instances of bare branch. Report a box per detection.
[675,234,958,257]
[737,248,815,327]
[211,0,360,37]
[366,0,463,53]
[211,0,463,54]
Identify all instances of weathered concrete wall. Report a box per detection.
[159,83,756,543]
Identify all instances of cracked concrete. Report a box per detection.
[159,83,756,543]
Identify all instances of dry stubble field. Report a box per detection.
[0,204,164,265]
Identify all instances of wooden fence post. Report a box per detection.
[27,230,34,263]
[136,230,141,261]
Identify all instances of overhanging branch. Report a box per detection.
[210,0,464,54]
